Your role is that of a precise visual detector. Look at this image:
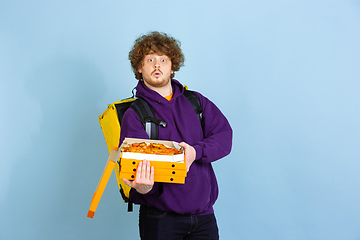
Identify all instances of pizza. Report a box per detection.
[121,142,182,155]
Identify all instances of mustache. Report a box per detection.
[151,69,163,75]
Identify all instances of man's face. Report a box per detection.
[138,53,173,89]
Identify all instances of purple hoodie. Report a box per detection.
[119,79,232,215]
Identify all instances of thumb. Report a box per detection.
[178,142,188,148]
[123,178,133,187]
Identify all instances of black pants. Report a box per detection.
[139,205,219,240]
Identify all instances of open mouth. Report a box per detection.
[152,70,162,78]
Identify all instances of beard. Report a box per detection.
[142,70,172,88]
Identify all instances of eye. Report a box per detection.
[161,59,167,63]
[148,58,154,62]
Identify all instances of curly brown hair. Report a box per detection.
[128,31,185,80]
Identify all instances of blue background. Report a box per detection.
[1,0,360,239]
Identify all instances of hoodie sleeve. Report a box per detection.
[192,93,233,164]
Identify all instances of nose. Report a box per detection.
[154,59,160,68]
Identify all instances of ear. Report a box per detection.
[138,68,142,73]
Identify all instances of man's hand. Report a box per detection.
[123,160,154,194]
[178,142,196,172]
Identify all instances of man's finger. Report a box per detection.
[136,161,143,179]
[141,160,147,178]
[145,160,151,179]
[150,166,155,182]
[123,178,133,187]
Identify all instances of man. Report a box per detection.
[119,31,233,240]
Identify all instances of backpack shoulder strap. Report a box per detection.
[114,98,136,126]
[183,89,204,129]
[130,97,167,140]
